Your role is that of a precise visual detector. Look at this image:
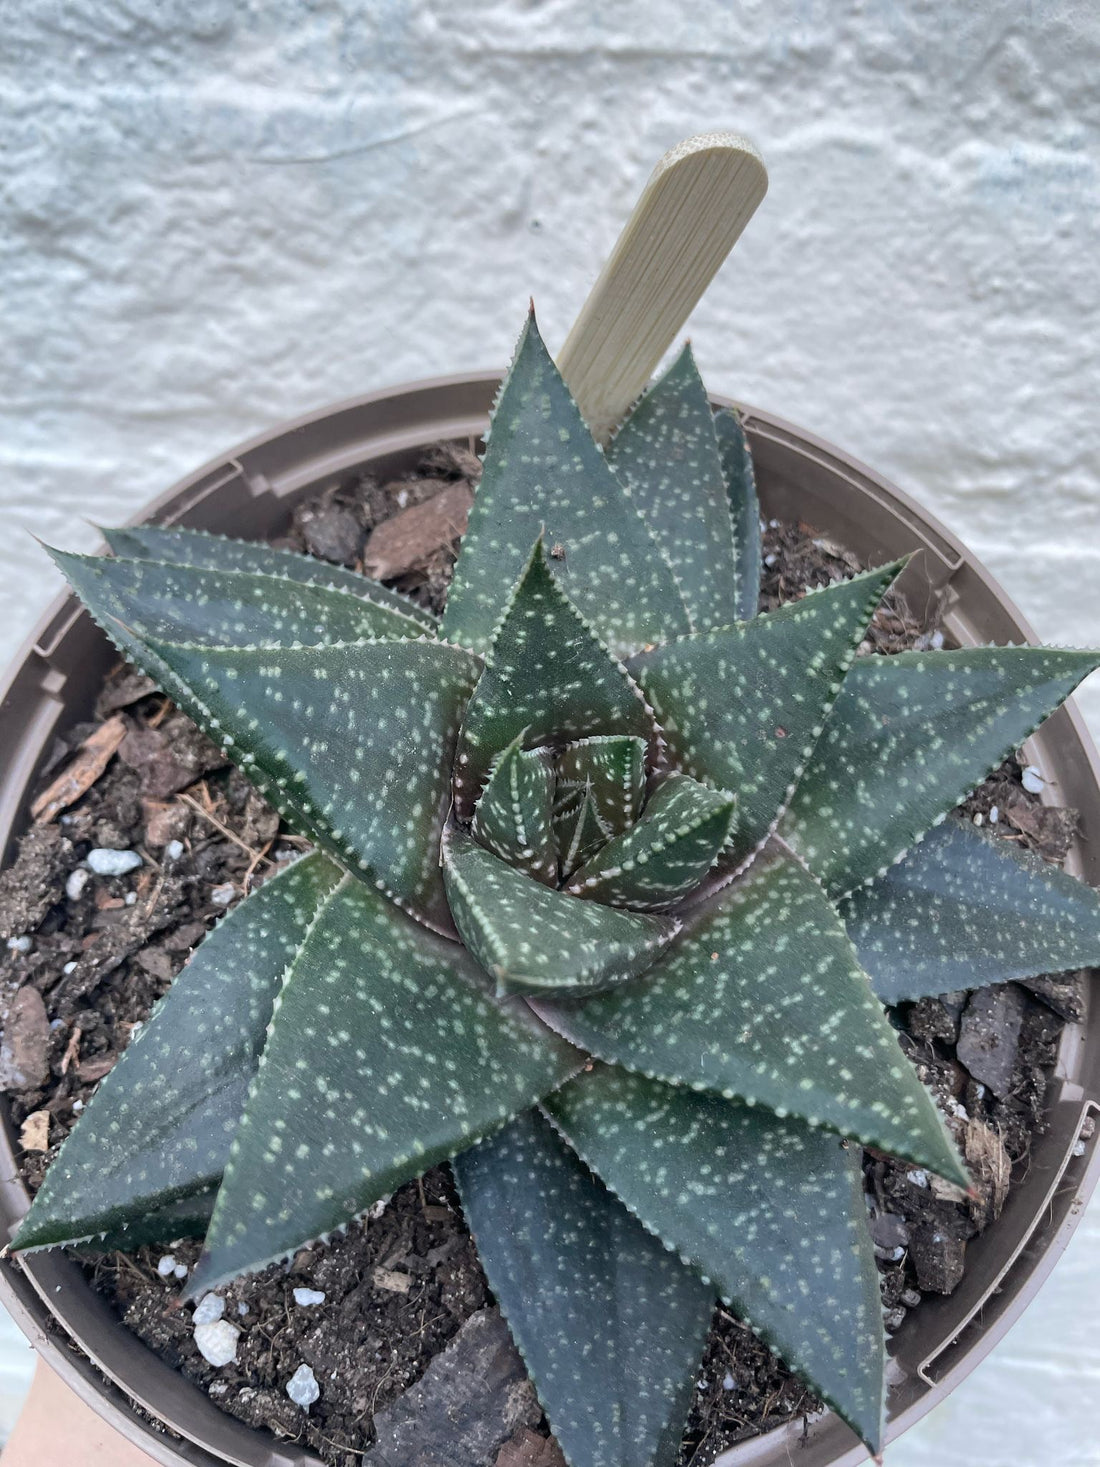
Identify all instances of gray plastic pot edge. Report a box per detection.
[0,373,1096,1467]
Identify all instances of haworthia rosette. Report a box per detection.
[453,1108,714,1467]
[556,735,647,838]
[188,875,580,1294]
[16,854,342,1250]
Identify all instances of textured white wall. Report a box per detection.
[2,2,1099,1461]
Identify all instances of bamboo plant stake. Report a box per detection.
[557,132,768,442]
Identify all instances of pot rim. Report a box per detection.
[0,373,1097,1467]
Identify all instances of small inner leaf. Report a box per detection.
[443,829,678,999]
[544,1066,886,1457]
[187,875,580,1295]
[454,540,658,815]
[567,773,736,910]
[471,736,557,885]
[13,853,342,1252]
[607,345,740,632]
[782,645,1100,898]
[556,734,647,838]
[440,310,690,659]
[453,1107,714,1467]
[843,815,1100,1005]
[555,785,611,880]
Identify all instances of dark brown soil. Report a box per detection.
[0,463,1079,1467]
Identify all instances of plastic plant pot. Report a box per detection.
[0,374,1097,1467]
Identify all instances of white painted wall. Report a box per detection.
[2,2,1098,1461]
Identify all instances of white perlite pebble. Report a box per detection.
[989,805,1000,824]
[286,1363,320,1409]
[6,936,32,953]
[65,868,89,900]
[210,882,236,907]
[1021,765,1045,794]
[173,1262,189,1280]
[86,848,143,876]
[164,839,184,861]
[156,1255,178,1276]
[723,1372,735,1391]
[194,1319,241,1367]
[905,1169,930,1189]
[292,1287,326,1307]
[192,1293,225,1326]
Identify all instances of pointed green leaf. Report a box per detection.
[544,1067,885,1456]
[567,773,736,911]
[472,735,557,885]
[141,636,480,930]
[67,1187,217,1255]
[102,523,436,629]
[442,830,677,999]
[629,564,902,861]
[188,876,580,1294]
[453,1108,713,1467]
[535,848,966,1184]
[455,541,657,814]
[13,854,342,1252]
[440,312,690,658]
[844,816,1100,1005]
[556,786,613,881]
[50,550,428,650]
[782,646,1100,898]
[714,408,761,621]
[557,735,647,837]
[607,345,739,632]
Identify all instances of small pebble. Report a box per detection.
[192,1293,225,1326]
[989,805,999,824]
[901,1289,922,1308]
[237,1301,249,1316]
[973,812,983,826]
[86,848,143,876]
[164,840,184,861]
[65,868,90,900]
[930,630,945,650]
[124,892,137,906]
[874,1245,905,1263]
[286,1362,320,1410]
[173,1262,189,1280]
[367,1195,390,1221]
[193,1319,240,1368]
[210,883,236,907]
[1021,765,1044,794]
[5,936,32,954]
[722,1372,735,1391]
[1073,1140,1087,1158]
[884,1306,907,1332]
[62,961,77,974]
[292,1287,326,1307]
[763,552,777,567]
[906,1169,930,1189]
[157,1255,178,1277]
[71,1099,84,1113]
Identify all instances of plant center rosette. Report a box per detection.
[15,310,1100,1466]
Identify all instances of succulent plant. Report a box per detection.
[17,308,1100,1463]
